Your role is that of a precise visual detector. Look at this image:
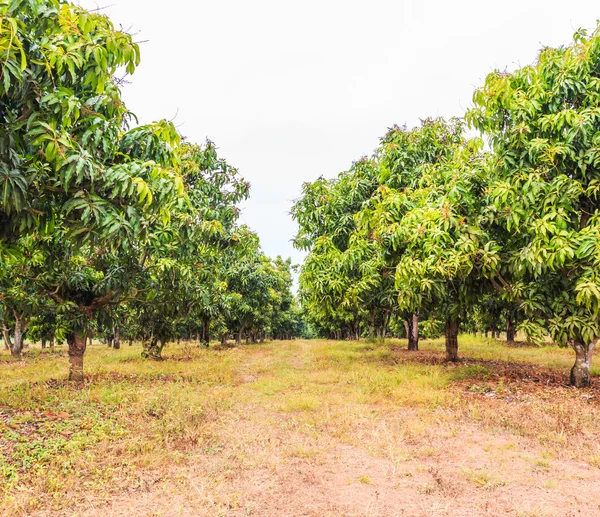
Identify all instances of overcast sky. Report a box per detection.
[81,0,598,266]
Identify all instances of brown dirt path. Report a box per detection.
[36,420,600,517]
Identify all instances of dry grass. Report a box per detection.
[1,337,599,516]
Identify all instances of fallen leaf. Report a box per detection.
[57,411,70,419]
[60,430,74,437]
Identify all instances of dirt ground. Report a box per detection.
[43,422,600,517]
[4,339,600,517]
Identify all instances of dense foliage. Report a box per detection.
[293,27,600,387]
[0,0,302,379]
[2,0,599,389]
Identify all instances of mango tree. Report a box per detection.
[0,237,48,356]
[359,129,499,360]
[468,26,600,386]
[0,0,188,379]
[293,159,396,339]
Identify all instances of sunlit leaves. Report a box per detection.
[0,0,192,337]
[469,24,600,347]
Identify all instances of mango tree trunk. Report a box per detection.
[113,326,120,349]
[569,339,597,388]
[10,315,25,358]
[2,328,12,351]
[383,311,391,339]
[407,312,419,351]
[201,317,210,347]
[506,316,515,342]
[41,337,46,348]
[49,333,55,348]
[445,319,459,362]
[67,332,87,382]
[141,337,163,360]
[236,322,246,346]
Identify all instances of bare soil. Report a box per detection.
[5,339,600,517]
[35,411,600,517]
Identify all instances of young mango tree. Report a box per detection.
[128,140,250,357]
[178,140,250,347]
[359,118,470,346]
[468,26,600,386]
[221,232,279,345]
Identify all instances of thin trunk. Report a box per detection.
[67,332,87,382]
[408,312,419,351]
[506,316,515,342]
[41,337,46,349]
[128,338,133,347]
[113,326,120,349]
[11,316,24,358]
[49,333,55,348]
[569,339,596,388]
[141,336,163,360]
[382,311,390,339]
[236,322,246,346]
[201,318,210,347]
[2,327,12,351]
[445,319,459,362]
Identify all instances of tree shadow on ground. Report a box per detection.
[384,346,600,397]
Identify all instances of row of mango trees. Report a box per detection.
[0,0,304,380]
[293,27,600,387]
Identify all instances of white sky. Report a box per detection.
[81,0,598,266]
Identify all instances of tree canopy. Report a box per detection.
[0,0,303,379]
[467,25,600,386]
[2,1,600,389]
